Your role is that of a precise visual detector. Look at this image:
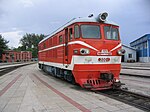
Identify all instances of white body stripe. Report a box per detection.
[39,40,122,53]
[73,56,121,64]
[110,43,122,52]
[39,41,98,53]
[39,44,64,53]
[39,56,121,70]
[68,41,98,51]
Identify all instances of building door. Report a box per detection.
[137,51,139,62]
[121,55,124,62]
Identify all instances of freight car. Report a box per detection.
[38,12,125,90]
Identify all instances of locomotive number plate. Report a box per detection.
[98,58,110,62]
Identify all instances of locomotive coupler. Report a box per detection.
[112,81,125,89]
[100,73,114,81]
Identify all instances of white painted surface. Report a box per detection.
[122,45,136,62]
[39,56,121,70]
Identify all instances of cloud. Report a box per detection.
[0,0,5,17]
[20,0,34,8]
[0,30,24,48]
[0,0,150,47]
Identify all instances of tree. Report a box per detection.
[19,33,45,58]
[0,34,9,58]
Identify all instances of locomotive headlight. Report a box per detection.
[99,12,108,22]
[80,48,90,55]
[117,49,126,55]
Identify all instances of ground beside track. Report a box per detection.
[0,64,144,112]
[121,62,150,67]
[121,62,150,97]
[121,62,150,77]
[120,75,150,97]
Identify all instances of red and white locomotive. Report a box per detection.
[38,12,125,90]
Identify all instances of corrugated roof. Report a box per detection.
[130,34,150,44]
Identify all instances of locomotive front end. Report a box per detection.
[72,12,125,90]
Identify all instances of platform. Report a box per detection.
[121,62,150,77]
[0,64,144,112]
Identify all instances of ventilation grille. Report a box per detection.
[87,79,101,85]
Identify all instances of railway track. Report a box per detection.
[120,73,150,78]
[122,67,150,70]
[0,62,36,76]
[96,89,150,112]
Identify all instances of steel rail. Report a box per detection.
[122,67,150,70]
[95,89,150,112]
[120,73,150,78]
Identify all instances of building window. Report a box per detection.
[128,54,132,58]
[144,42,147,48]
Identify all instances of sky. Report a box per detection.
[0,0,150,48]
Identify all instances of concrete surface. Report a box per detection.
[121,62,150,77]
[0,64,144,112]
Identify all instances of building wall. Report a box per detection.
[122,45,136,62]
[1,51,32,62]
[130,34,150,62]
[139,57,150,62]
[148,40,150,57]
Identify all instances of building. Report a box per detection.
[122,44,137,62]
[0,50,32,62]
[130,34,150,62]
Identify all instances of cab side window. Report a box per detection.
[69,28,73,40]
[74,25,80,38]
[59,35,63,43]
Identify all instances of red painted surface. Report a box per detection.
[1,50,32,62]
[33,74,91,112]
[0,74,22,96]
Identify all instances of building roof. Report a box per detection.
[122,44,136,51]
[39,15,119,44]
[130,34,150,44]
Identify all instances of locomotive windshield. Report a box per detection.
[81,25,101,38]
[104,26,119,40]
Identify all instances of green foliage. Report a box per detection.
[0,34,9,50]
[0,34,9,54]
[18,33,45,58]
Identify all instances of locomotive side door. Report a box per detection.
[63,28,69,67]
